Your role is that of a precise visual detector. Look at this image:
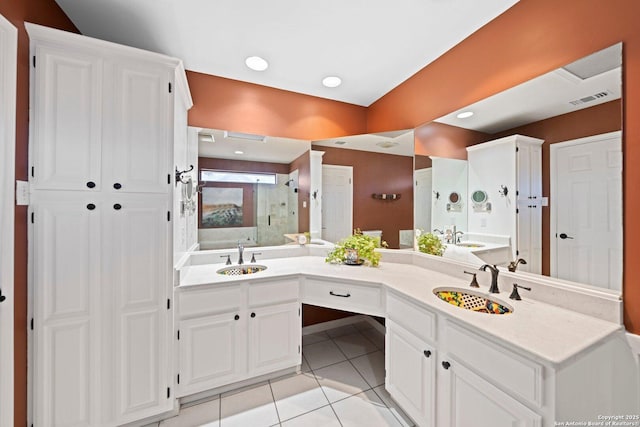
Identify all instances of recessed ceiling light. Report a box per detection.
[376,141,399,149]
[322,76,342,88]
[245,56,269,71]
[457,111,474,119]
[234,150,244,155]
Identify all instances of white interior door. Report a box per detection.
[414,168,432,233]
[321,165,353,243]
[0,13,17,427]
[551,131,622,290]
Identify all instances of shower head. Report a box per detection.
[284,179,294,187]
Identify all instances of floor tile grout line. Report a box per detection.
[303,352,344,426]
[370,385,415,427]
[267,378,282,424]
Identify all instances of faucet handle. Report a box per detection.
[220,255,232,265]
[463,270,480,288]
[509,283,531,300]
[250,252,261,263]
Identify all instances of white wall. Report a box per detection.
[309,151,324,239]
[173,126,199,265]
[467,138,516,243]
[431,157,468,233]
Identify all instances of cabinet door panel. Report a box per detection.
[248,302,301,375]
[440,360,541,427]
[178,313,245,397]
[106,195,172,422]
[32,195,102,426]
[386,321,434,427]
[104,61,172,193]
[31,46,102,191]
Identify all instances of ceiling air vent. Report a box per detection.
[569,91,610,106]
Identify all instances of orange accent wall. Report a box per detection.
[186,71,368,140]
[0,0,78,424]
[415,121,490,160]
[314,146,414,249]
[367,0,640,334]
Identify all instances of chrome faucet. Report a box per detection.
[237,241,244,265]
[480,264,500,293]
[455,230,464,244]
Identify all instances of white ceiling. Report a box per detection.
[312,130,414,157]
[197,128,310,164]
[54,0,519,107]
[435,44,622,134]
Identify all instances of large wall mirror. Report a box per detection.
[195,128,311,250]
[414,43,623,293]
[312,131,414,249]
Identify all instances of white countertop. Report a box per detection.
[178,255,622,367]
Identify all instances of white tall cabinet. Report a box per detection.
[467,135,543,273]
[26,23,191,426]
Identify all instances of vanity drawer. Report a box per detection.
[179,285,243,319]
[387,292,436,343]
[302,277,384,316]
[248,277,299,307]
[445,322,543,407]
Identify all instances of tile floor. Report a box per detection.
[154,319,415,427]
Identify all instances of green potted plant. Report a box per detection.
[416,231,446,256]
[325,229,388,267]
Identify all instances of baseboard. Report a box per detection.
[178,366,299,407]
[302,314,385,335]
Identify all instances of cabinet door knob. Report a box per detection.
[442,361,451,370]
[250,312,256,318]
[234,314,240,321]
[86,181,96,189]
[423,350,431,358]
[87,203,96,210]
[0,289,6,303]
[113,204,122,210]
[113,183,122,190]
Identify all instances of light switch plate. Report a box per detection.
[16,180,29,205]
[541,197,549,206]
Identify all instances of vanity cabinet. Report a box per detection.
[248,302,301,376]
[386,321,436,427]
[178,312,246,396]
[301,277,384,316]
[386,291,543,427]
[176,278,301,398]
[437,360,541,427]
[27,23,190,426]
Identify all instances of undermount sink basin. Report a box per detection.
[433,287,513,315]
[217,264,267,276]
[456,242,485,248]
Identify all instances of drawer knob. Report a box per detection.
[86,181,96,188]
[329,291,351,298]
[442,361,451,370]
[234,314,240,321]
[87,203,96,210]
[113,183,122,190]
[423,350,431,358]
[113,204,122,210]
[251,312,256,318]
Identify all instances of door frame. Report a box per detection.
[321,164,353,242]
[0,12,17,427]
[549,130,622,278]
